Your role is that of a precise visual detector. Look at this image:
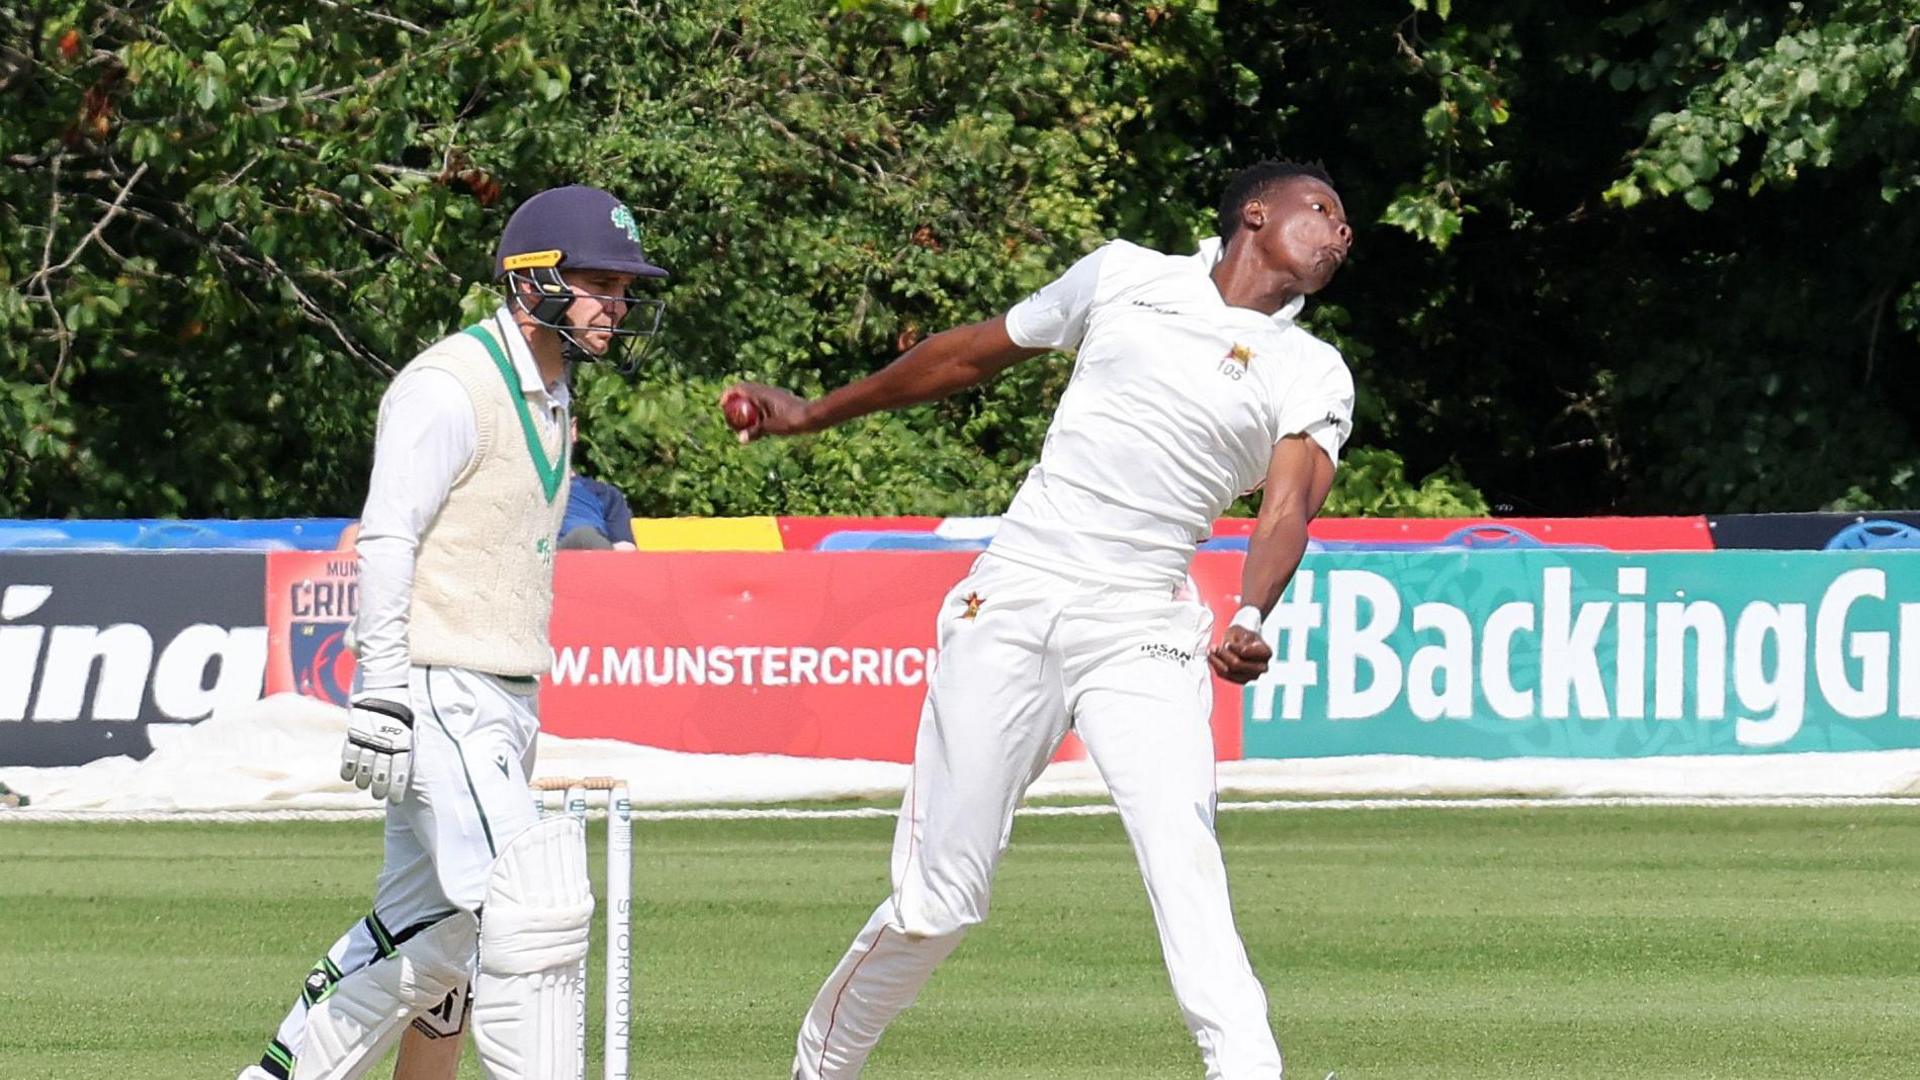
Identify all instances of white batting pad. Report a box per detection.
[472,815,595,1080]
[293,912,478,1080]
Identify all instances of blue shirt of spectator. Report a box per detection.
[559,474,636,549]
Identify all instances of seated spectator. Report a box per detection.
[560,419,637,550]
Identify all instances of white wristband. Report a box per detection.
[1229,605,1264,633]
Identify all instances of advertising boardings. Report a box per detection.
[267,550,1097,764]
[262,547,1920,764]
[1234,550,1920,758]
[544,551,1022,762]
[0,552,268,765]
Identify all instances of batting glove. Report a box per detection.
[341,695,414,803]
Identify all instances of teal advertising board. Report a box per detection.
[1240,551,1920,759]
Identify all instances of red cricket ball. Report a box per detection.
[721,390,760,431]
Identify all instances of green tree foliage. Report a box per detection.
[1,0,553,515]
[2,1,1914,520]
[565,0,1237,516]
[1601,0,1920,509]
[1215,0,1918,512]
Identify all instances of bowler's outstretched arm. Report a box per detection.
[724,315,1047,440]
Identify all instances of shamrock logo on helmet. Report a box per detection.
[609,205,640,242]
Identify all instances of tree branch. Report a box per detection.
[369,161,439,180]
[33,153,72,383]
[219,222,398,377]
[76,194,398,378]
[28,161,148,290]
[1862,286,1890,386]
[310,0,429,36]
[0,34,34,95]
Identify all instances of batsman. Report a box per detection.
[239,185,667,1080]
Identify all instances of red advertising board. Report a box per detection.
[265,551,1263,763]
[264,550,359,706]
[547,552,1139,763]
[773,515,1715,551]
[777,516,946,551]
[1213,515,1714,550]
[544,551,967,761]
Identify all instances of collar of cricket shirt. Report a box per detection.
[1188,236,1308,326]
[490,306,572,410]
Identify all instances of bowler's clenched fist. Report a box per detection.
[1208,626,1272,684]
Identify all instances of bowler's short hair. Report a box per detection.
[1217,160,1336,241]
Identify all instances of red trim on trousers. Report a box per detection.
[816,924,889,1077]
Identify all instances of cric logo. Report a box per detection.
[0,583,268,723]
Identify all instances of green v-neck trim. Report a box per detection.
[462,323,566,503]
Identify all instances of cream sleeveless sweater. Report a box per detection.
[403,326,570,676]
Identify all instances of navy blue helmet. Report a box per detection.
[495,185,668,369]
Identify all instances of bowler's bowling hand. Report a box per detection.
[1208,626,1272,684]
[722,382,813,443]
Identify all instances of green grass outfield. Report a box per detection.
[5,804,1920,1079]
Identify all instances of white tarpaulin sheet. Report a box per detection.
[6,694,1920,813]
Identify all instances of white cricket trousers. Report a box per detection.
[793,554,1284,1080]
[256,665,541,1079]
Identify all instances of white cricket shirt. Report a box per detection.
[354,307,570,692]
[992,238,1354,589]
